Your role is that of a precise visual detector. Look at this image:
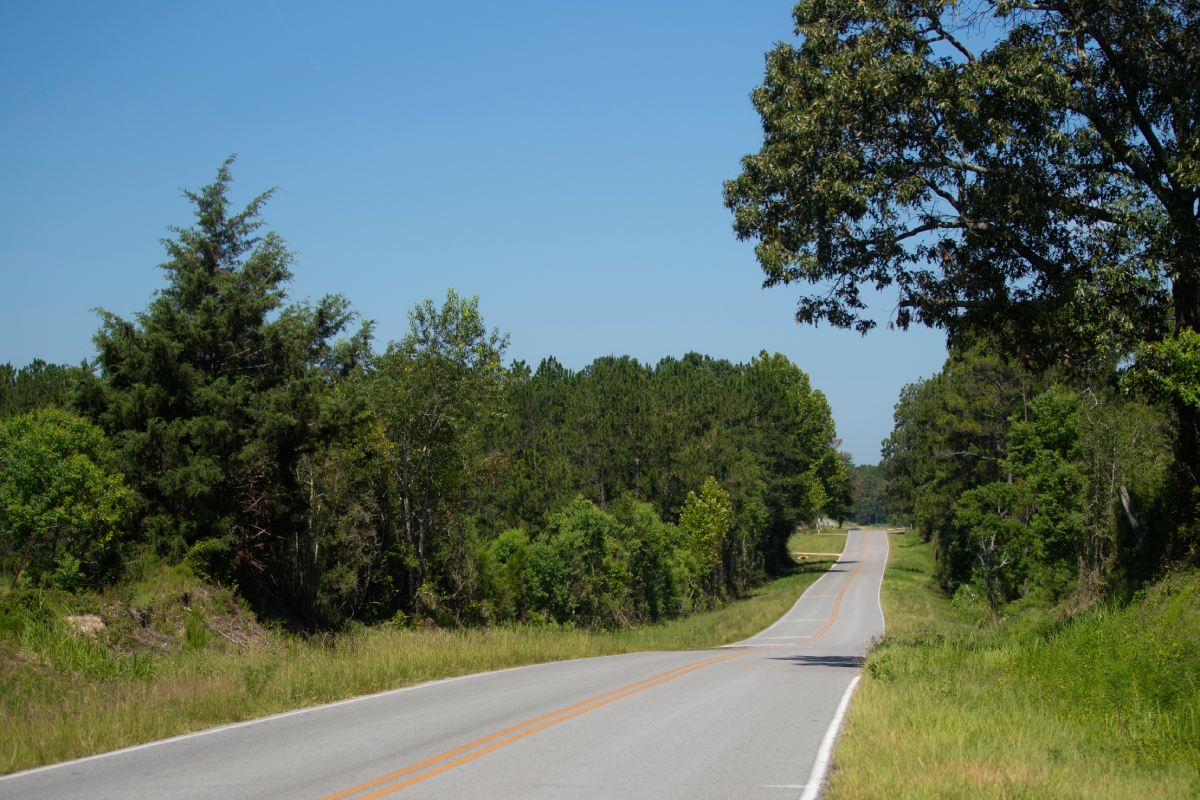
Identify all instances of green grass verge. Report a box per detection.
[827,530,1200,799]
[788,529,848,556]
[0,557,834,774]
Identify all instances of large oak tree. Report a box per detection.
[726,0,1199,552]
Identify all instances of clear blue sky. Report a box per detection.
[0,0,946,464]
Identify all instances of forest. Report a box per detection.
[0,160,851,630]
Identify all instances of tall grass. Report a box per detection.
[0,558,834,774]
[827,530,1200,799]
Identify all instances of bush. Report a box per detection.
[0,409,132,589]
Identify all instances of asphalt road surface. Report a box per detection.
[1,528,888,800]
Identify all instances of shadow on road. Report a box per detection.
[768,654,863,668]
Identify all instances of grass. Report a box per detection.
[0,556,836,774]
[788,528,849,556]
[826,530,1200,799]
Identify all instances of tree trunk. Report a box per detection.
[1173,264,1200,562]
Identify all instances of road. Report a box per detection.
[0,528,888,800]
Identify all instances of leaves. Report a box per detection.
[85,158,371,609]
[727,0,1194,368]
[0,409,132,588]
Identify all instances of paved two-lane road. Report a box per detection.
[1,528,888,800]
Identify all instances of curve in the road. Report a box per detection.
[1,528,889,800]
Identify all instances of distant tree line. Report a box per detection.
[0,159,850,629]
[848,464,887,526]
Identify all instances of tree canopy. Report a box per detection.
[726,0,1194,351]
[727,0,1199,553]
[77,157,371,610]
[0,159,852,630]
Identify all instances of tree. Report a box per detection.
[0,360,88,419]
[290,422,384,626]
[0,409,132,588]
[951,481,1034,614]
[726,0,1200,550]
[527,497,633,629]
[679,476,734,603]
[741,351,847,571]
[850,464,888,525]
[369,290,508,617]
[1007,386,1088,598]
[80,157,370,612]
[1009,384,1171,596]
[881,345,1040,587]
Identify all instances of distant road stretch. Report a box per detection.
[1,529,888,800]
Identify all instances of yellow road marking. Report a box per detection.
[323,652,745,799]
[804,531,873,644]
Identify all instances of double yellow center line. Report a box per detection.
[804,530,873,644]
[321,652,745,799]
[324,531,876,797]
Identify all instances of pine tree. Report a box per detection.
[80,157,370,611]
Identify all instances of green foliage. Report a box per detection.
[0,360,88,419]
[537,497,633,628]
[728,0,1200,552]
[79,157,371,613]
[481,528,531,621]
[480,349,846,589]
[367,289,508,619]
[0,409,132,589]
[882,345,1040,587]
[609,497,690,621]
[679,477,733,602]
[291,430,383,627]
[1007,386,1087,597]
[0,589,54,638]
[951,482,1034,613]
[850,464,888,524]
[742,351,846,569]
[885,346,1172,606]
[725,0,1190,359]
[6,157,849,633]
[1130,329,1200,411]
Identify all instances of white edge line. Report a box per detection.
[741,527,860,641]
[723,527,870,649]
[798,674,861,800]
[0,649,644,783]
[876,530,888,635]
[793,529,886,800]
[3,531,887,783]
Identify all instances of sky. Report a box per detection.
[0,0,947,464]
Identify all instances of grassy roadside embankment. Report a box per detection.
[826,529,1200,798]
[0,554,836,774]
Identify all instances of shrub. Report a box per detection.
[0,409,132,589]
